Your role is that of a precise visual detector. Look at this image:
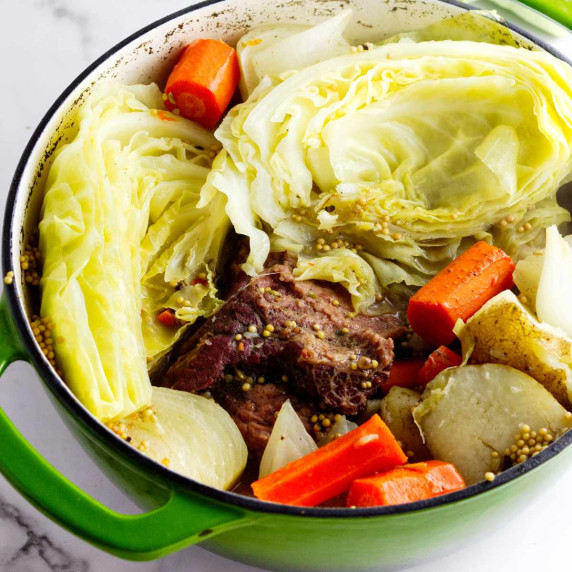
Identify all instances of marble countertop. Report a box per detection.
[0,1,571,571]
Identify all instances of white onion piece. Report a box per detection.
[536,226,572,337]
[259,400,317,478]
[514,227,572,315]
[237,23,308,99]
[237,10,352,99]
[318,415,358,447]
[513,251,544,313]
[253,10,352,80]
[119,387,247,490]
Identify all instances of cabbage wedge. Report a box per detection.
[204,18,572,308]
[40,83,227,420]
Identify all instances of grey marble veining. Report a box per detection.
[40,0,94,59]
[0,495,89,572]
[0,1,571,571]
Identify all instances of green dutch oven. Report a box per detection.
[2,0,572,570]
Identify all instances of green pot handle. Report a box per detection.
[0,294,247,560]
[517,0,572,29]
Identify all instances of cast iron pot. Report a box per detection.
[1,1,572,570]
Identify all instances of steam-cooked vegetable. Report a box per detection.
[203,29,572,304]
[237,10,352,98]
[514,226,572,320]
[293,249,377,313]
[381,360,425,392]
[413,364,572,484]
[418,346,462,386]
[40,83,227,420]
[455,290,572,408]
[380,387,430,461]
[141,187,227,370]
[513,252,544,314]
[346,461,465,507]
[252,415,407,506]
[259,400,317,478]
[238,11,519,100]
[534,226,572,336]
[157,309,177,327]
[408,242,514,346]
[318,415,358,446]
[237,23,307,99]
[164,39,240,129]
[114,387,247,489]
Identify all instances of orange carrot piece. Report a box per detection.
[407,242,515,346]
[380,360,425,392]
[346,461,465,508]
[410,461,465,496]
[157,309,177,327]
[251,415,407,507]
[417,346,462,386]
[347,468,430,507]
[164,39,240,129]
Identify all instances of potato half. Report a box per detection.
[381,387,430,461]
[455,290,572,408]
[413,364,572,484]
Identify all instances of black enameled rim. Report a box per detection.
[4,0,572,520]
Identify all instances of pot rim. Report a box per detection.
[4,0,572,519]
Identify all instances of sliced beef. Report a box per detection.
[211,382,314,456]
[162,252,407,423]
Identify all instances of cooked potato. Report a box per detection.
[413,364,572,484]
[456,290,572,408]
[381,387,430,461]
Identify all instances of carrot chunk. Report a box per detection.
[251,415,407,507]
[346,461,465,507]
[417,346,462,385]
[164,39,240,129]
[157,309,177,327]
[347,468,430,507]
[412,461,466,496]
[407,242,515,346]
[380,360,425,392]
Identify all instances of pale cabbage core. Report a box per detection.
[39,84,227,421]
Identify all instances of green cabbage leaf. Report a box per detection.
[293,249,378,312]
[204,28,572,306]
[40,83,226,420]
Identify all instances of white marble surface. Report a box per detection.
[0,1,571,571]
